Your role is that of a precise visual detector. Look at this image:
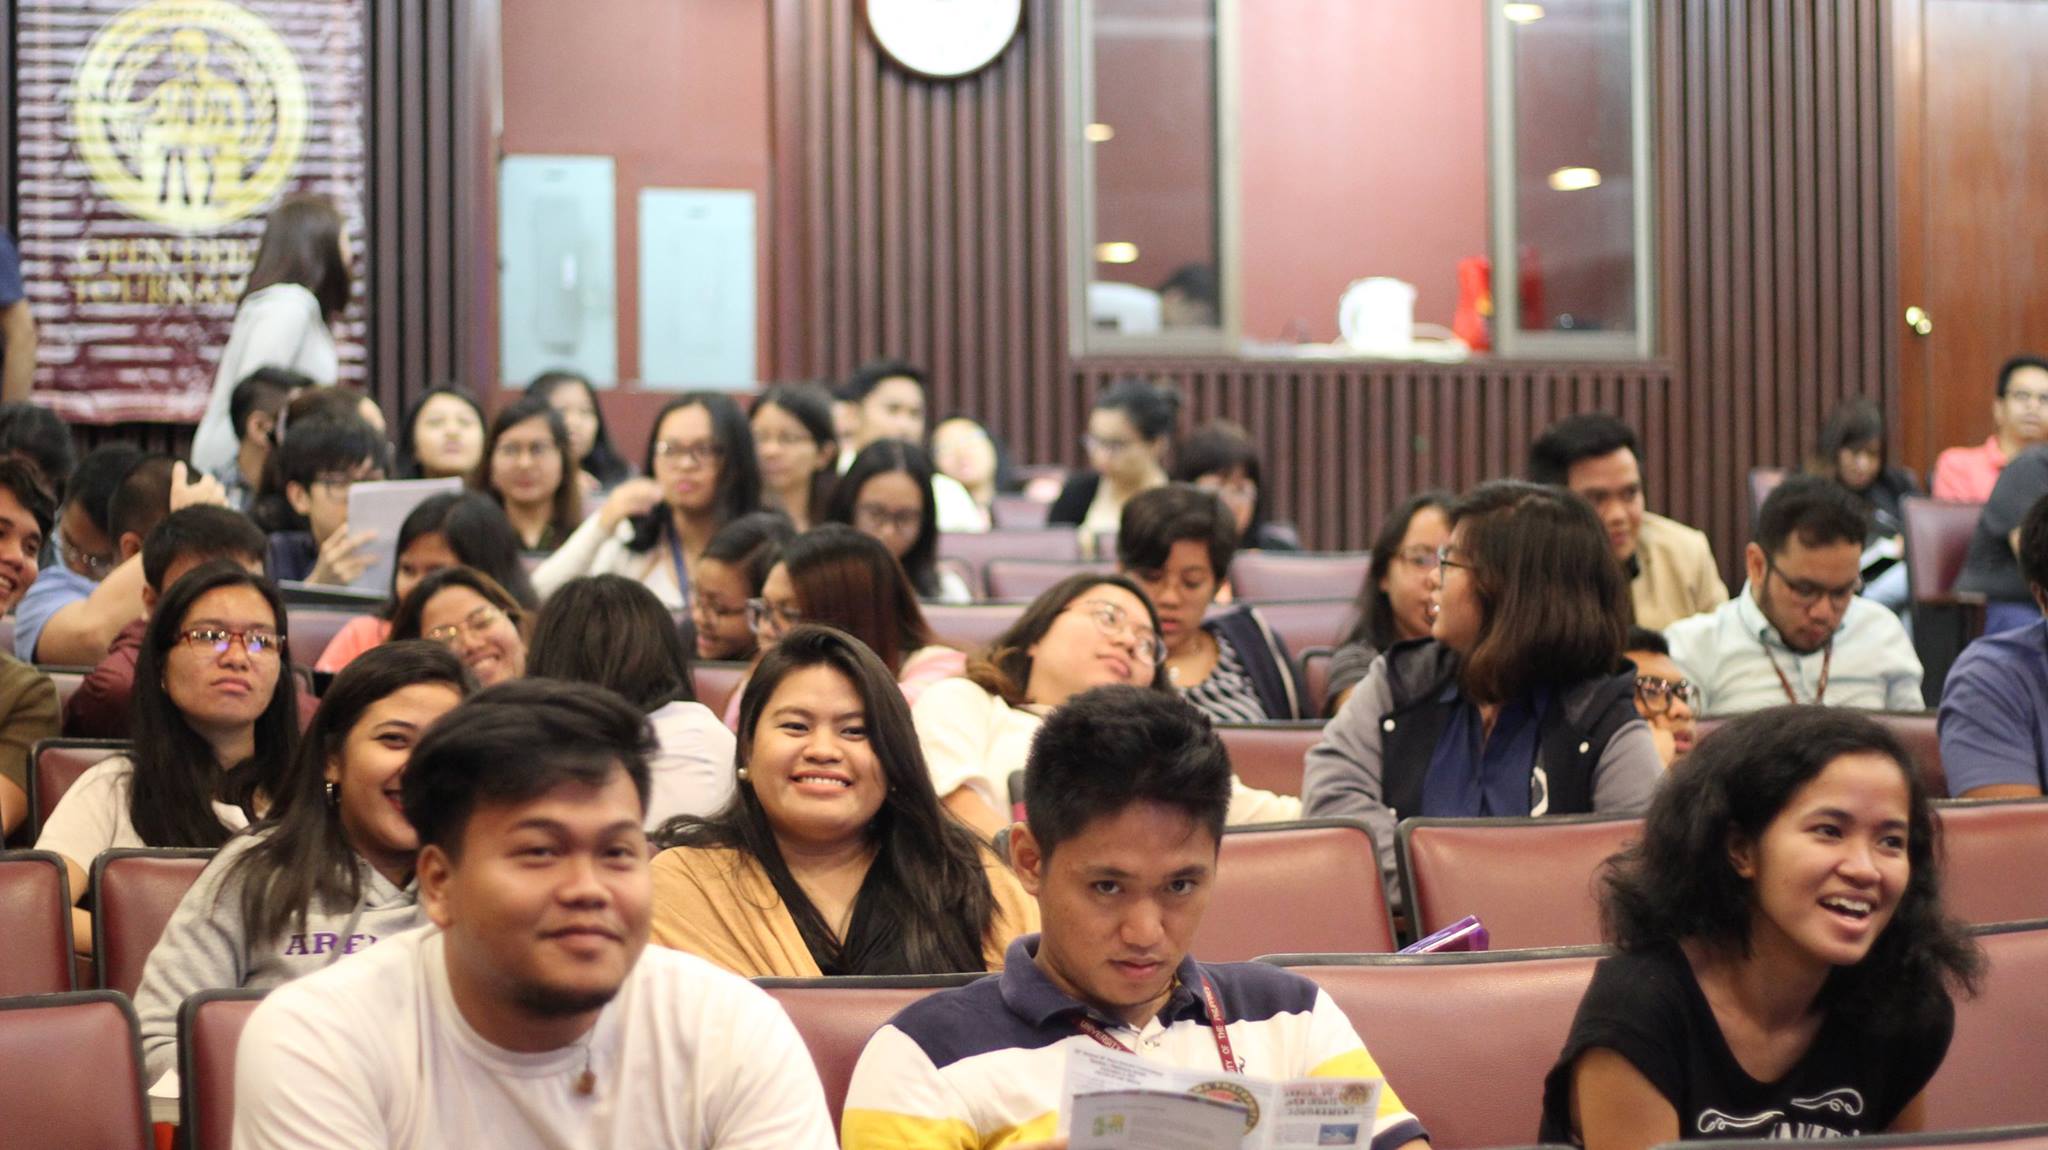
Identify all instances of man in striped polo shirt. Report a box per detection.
[841,685,1428,1150]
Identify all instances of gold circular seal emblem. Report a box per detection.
[71,0,308,233]
[1188,1081,1262,1132]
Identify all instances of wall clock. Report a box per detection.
[866,0,1023,79]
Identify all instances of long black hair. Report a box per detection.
[227,642,475,942]
[628,393,762,553]
[130,563,301,848]
[393,385,485,480]
[1339,490,1452,654]
[381,492,538,620]
[658,625,1001,975]
[475,396,582,550]
[527,574,697,712]
[527,369,631,488]
[1602,706,1982,1033]
[753,383,839,522]
[825,438,943,598]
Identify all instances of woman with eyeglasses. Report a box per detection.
[1171,419,1302,552]
[912,572,1299,838]
[690,511,796,664]
[1046,378,1180,550]
[1324,492,1453,716]
[1115,484,1304,721]
[389,567,528,688]
[527,575,736,829]
[476,396,582,553]
[533,392,763,609]
[1303,481,1664,904]
[1624,627,1700,766]
[132,641,473,1085]
[751,383,838,532]
[38,562,301,952]
[651,625,1036,977]
[730,524,966,727]
[826,438,970,604]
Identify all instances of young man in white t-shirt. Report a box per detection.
[233,679,836,1150]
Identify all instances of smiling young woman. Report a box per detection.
[647,625,1035,978]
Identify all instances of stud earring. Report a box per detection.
[325,781,339,805]
[736,766,750,782]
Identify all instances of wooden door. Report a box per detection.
[1895,0,2048,474]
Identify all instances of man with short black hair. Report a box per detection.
[841,684,1426,1150]
[1938,491,2048,798]
[1931,354,2048,503]
[1665,475,1922,715]
[234,680,835,1150]
[1530,414,1727,629]
[0,457,58,835]
[265,412,387,584]
[213,366,309,510]
[838,359,986,532]
[63,505,274,738]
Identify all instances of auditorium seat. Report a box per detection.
[0,991,151,1149]
[1265,948,1604,1149]
[1214,722,1320,797]
[991,494,1051,530]
[1693,712,1945,797]
[756,973,984,1131]
[37,665,91,712]
[178,988,268,1150]
[92,848,215,998]
[1297,646,1335,717]
[0,850,75,996]
[1935,800,2048,927]
[922,602,1025,653]
[1233,598,1352,655]
[1904,497,1990,697]
[1200,819,1396,961]
[1398,815,1643,950]
[285,608,363,669]
[937,528,1082,587]
[27,737,129,844]
[983,558,1113,602]
[1228,550,1371,602]
[1926,920,2048,1129]
[690,661,749,719]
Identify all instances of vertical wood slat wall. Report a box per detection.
[769,0,1899,565]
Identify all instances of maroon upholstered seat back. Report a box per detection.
[1228,551,1371,602]
[92,848,215,997]
[1935,801,2048,926]
[1926,921,2048,1129]
[179,989,268,1150]
[1399,816,1644,949]
[1199,819,1397,961]
[0,850,74,996]
[758,974,983,1131]
[0,991,151,1149]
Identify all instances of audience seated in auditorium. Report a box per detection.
[1939,491,2048,799]
[1956,441,2048,637]
[0,400,76,497]
[737,525,967,727]
[1325,491,1452,716]
[1667,476,1923,714]
[38,563,299,951]
[231,680,837,1149]
[210,367,308,510]
[14,442,137,662]
[0,458,57,837]
[1048,377,1179,546]
[913,573,1299,838]
[1813,395,1918,611]
[649,624,1034,978]
[751,383,838,532]
[1171,418,1301,551]
[534,391,761,609]
[1623,626,1697,768]
[390,566,529,688]
[837,359,985,532]
[527,368,632,493]
[1305,481,1661,897]
[839,684,1428,1150]
[64,506,284,738]
[313,491,537,674]
[1117,484,1303,721]
[1539,706,1982,1147]
[190,195,350,475]
[827,439,972,604]
[393,384,485,482]
[133,641,471,1084]
[527,575,735,829]
[478,395,582,552]
[930,415,1017,521]
[263,412,389,585]
[1530,414,1727,630]
[689,511,795,663]
[1932,353,2048,503]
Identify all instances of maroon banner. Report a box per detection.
[16,0,366,424]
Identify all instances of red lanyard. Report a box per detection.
[1762,637,1831,705]
[1071,973,1240,1074]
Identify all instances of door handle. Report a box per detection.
[1905,306,1933,337]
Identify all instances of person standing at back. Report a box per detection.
[191,195,352,474]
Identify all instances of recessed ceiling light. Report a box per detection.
[1548,166,1602,191]
[1094,242,1140,264]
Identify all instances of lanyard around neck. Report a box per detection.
[1070,972,1239,1074]
[1761,634,1831,705]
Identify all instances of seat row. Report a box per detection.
[9,919,2046,1150]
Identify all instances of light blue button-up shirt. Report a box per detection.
[1664,583,1925,716]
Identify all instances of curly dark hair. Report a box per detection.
[1601,706,1982,1033]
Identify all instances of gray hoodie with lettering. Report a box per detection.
[134,829,427,1084]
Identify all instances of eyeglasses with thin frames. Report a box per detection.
[745,598,802,636]
[178,626,285,659]
[426,604,512,646]
[1067,598,1167,665]
[1764,557,1861,610]
[653,440,722,468]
